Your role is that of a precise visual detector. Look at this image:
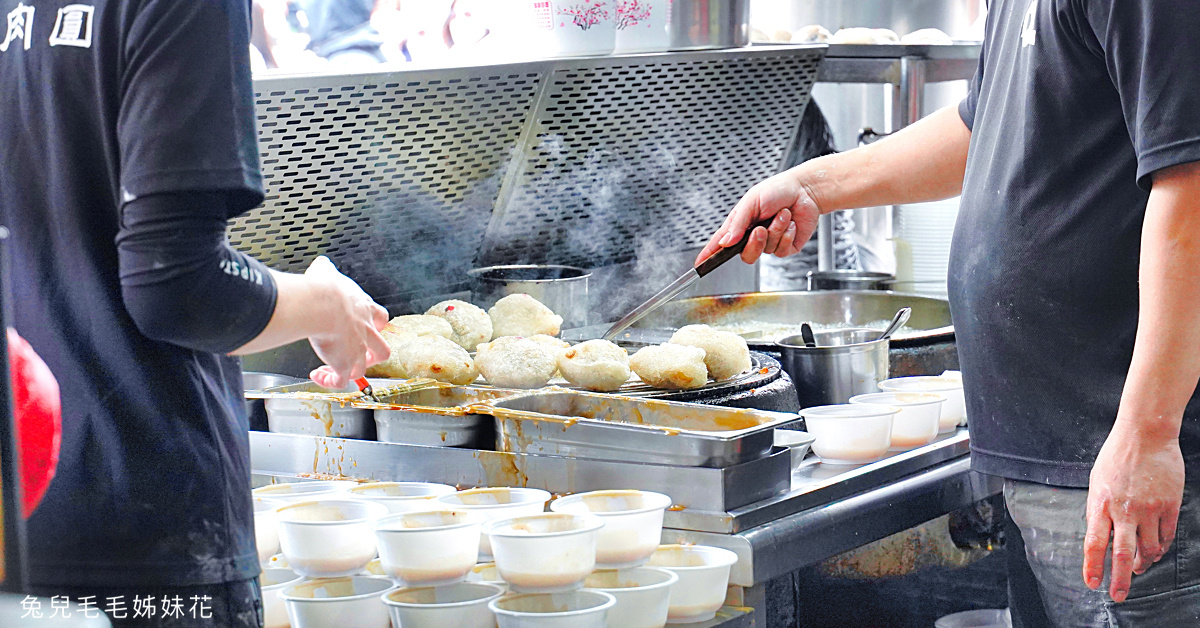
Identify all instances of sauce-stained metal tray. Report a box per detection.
[251,378,438,440]
[475,388,800,467]
[362,386,523,449]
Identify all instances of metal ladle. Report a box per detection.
[800,323,818,348]
[876,307,913,341]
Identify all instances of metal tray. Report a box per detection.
[368,386,522,448]
[257,381,381,440]
[243,372,303,432]
[478,389,798,467]
[824,41,982,59]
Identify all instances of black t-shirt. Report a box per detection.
[0,0,265,586]
[953,0,1200,486]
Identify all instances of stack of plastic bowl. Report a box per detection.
[348,481,457,514]
[278,576,394,628]
[879,375,966,433]
[373,510,482,586]
[584,567,678,628]
[260,568,304,628]
[436,487,552,558]
[490,590,617,628]
[254,497,285,564]
[799,404,900,465]
[550,490,672,569]
[275,500,389,578]
[647,545,740,624]
[384,582,505,628]
[850,391,946,450]
[253,480,353,504]
[250,482,736,628]
[484,513,606,593]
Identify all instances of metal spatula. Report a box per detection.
[602,217,777,341]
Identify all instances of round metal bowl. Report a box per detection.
[468,265,591,329]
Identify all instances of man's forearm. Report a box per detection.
[1117,161,1200,439]
[795,105,972,214]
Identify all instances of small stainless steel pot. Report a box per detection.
[668,0,751,50]
[468,265,591,329]
[777,328,890,408]
[806,270,895,291]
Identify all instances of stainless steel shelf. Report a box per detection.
[667,455,1003,588]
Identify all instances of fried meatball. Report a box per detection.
[382,315,453,339]
[425,300,492,351]
[475,336,558,389]
[791,24,831,43]
[629,344,708,390]
[558,340,631,392]
[488,293,564,339]
[367,333,478,385]
[901,28,953,45]
[829,27,882,44]
[669,324,752,381]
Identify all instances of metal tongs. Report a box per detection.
[603,217,777,341]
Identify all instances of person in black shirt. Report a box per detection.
[0,1,389,625]
[701,1,1200,625]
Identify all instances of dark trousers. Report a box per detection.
[27,578,262,627]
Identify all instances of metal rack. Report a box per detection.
[812,42,982,270]
[235,45,826,312]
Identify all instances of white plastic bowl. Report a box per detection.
[466,562,506,586]
[850,392,946,450]
[349,481,457,514]
[373,510,481,586]
[254,497,286,564]
[276,499,389,578]
[384,582,505,628]
[260,568,304,628]
[773,430,816,470]
[799,404,899,465]
[550,490,672,569]
[279,576,394,628]
[585,567,678,628]
[437,487,551,558]
[879,376,966,433]
[253,480,353,503]
[485,513,605,593]
[647,545,738,624]
[490,590,617,628]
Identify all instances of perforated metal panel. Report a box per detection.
[231,65,542,309]
[232,46,825,312]
[482,49,824,268]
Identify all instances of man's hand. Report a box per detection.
[1084,419,1186,603]
[696,174,820,265]
[1083,160,1200,603]
[303,256,391,389]
[696,105,972,267]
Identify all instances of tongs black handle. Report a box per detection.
[695,217,779,277]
